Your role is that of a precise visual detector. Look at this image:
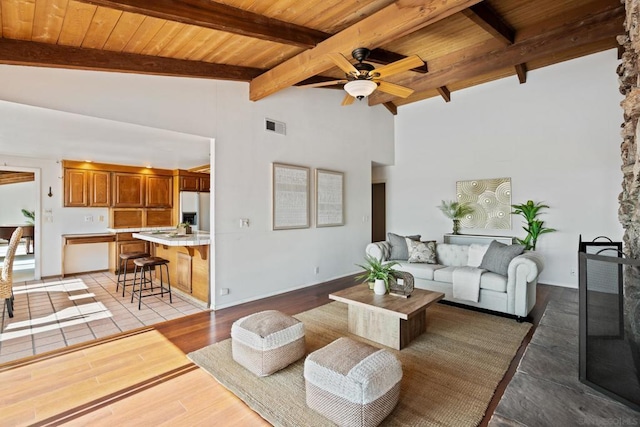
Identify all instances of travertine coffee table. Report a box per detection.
[329,285,444,350]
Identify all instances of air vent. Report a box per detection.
[265,118,286,135]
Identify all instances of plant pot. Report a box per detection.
[373,279,387,295]
[368,281,375,290]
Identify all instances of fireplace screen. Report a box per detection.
[578,240,640,411]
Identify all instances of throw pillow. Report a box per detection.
[406,239,437,264]
[388,233,421,260]
[467,244,490,267]
[479,240,525,276]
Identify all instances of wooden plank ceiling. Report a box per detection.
[0,0,624,112]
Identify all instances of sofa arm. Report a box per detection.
[508,251,544,282]
[506,251,545,317]
[365,241,391,262]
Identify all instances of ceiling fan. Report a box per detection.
[302,47,424,106]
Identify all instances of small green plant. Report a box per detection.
[438,200,474,234]
[511,200,556,250]
[355,255,399,289]
[21,209,35,224]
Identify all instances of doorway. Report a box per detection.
[371,182,386,242]
[0,167,39,282]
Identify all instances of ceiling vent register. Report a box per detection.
[265,119,286,135]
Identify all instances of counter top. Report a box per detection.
[133,231,211,246]
[107,226,175,233]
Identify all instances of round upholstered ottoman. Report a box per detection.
[304,337,402,427]
[231,310,305,377]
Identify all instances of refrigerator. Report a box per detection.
[179,191,211,232]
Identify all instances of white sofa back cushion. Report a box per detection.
[467,244,489,267]
[435,244,469,267]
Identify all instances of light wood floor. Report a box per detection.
[0,275,561,426]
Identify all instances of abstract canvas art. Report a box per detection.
[456,177,511,229]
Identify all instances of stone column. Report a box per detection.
[618,0,640,369]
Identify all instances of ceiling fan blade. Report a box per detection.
[327,53,359,76]
[299,79,348,88]
[374,55,424,79]
[341,93,355,106]
[376,81,414,98]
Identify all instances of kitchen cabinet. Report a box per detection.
[64,169,88,207]
[199,176,210,192]
[109,232,150,274]
[177,172,210,192]
[146,175,173,207]
[113,173,145,207]
[89,171,111,207]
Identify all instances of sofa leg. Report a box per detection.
[516,316,525,323]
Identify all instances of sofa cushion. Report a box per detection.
[433,266,457,282]
[406,239,437,264]
[479,271,508,292]
[435,243,469,267]
[395,262,445,281]
[467,244,489,267]
[480,241,525,276]
[387,233,420,260]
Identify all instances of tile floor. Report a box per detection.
[0,271,207,364]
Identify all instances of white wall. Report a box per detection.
[0,180,36,224]
[375,50,623,288]
[0,65,395,307]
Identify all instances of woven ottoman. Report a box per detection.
[231,310,305,377]
[304,337,402,427]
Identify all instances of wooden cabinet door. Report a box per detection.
[113,173,145,207]
[180,175,199,191]
[116,240,149,273]
[176,252,192,293]
[89,171,111,207]
[199,175,210,192]
[64,169,88,207]
[146,175,173,207]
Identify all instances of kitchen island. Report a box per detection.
[133,231,211,304]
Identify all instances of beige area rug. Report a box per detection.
[188,302,531,426]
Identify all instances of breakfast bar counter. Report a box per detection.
[133,231,210,304]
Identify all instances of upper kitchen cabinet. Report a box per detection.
[113,173,145,207]
[199,175,210,192]
[176,170,210,192]
[89,171,111,207]
[146,175,173,207]
[64,169,88,207]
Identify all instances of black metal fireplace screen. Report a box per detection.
[578,237,640,411]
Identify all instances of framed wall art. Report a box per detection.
[272,163,310,230]
[456,177,512,230]
[316,169,344,227]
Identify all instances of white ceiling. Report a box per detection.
[0,100,211,170]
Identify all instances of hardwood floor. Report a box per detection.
[0,275,562,426]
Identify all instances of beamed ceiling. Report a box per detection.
[0,0,624,114]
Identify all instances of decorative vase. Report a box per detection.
[452,219,461,235]
[373,279,387,295]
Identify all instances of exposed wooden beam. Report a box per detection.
[78,0,327,49]
[461,3,514,45]
[0,172,35,186]
[0,38,263,81]
[515,63,527,84]
[369,5,624,106]
[77,0,426,74]
[250,0,482,101]
[383,102,398,115]
[437,86,451,102]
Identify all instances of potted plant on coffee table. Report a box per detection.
[355,255,398,295]
[437,200,474,234]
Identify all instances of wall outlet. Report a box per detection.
[99,215,104,222]
[570,268,576,277]
[314,266,320,274]
[220,288,229,295]
[84,215,93,222]
[239,218,250,228]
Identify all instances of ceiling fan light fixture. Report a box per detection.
[344,79,377,100]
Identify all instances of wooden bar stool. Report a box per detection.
[116,251,150,297]
[131,257,172,310]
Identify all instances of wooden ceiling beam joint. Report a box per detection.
[382,102,398,115]
[515,63,527,84]
[436,86,451,102]
[461,3,515,45]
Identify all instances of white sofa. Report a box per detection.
[365,241,544,319]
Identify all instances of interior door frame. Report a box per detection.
[0,165,41,280]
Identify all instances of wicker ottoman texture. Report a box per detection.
[231,310,305,377]
[304,337,402,427]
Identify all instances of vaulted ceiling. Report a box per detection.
[0,0,624,114]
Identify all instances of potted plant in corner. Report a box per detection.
[21,209,35,224]
[437,200,474,235]
[511,200,556,250]
[355,255,398,295]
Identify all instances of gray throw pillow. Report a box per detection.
[387,233,421,260]
[479,240,525,276]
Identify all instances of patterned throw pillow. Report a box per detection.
[406,239,437,264]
